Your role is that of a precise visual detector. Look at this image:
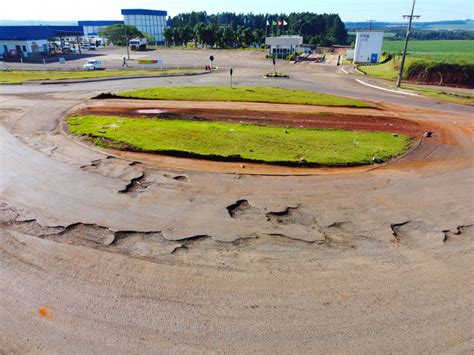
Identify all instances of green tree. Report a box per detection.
[180,26,194,46]
[164,27,174,46]
[143,32,156,46]
[98,24,143,46]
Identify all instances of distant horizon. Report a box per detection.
[0,19,472,27]
[2,0,473,23]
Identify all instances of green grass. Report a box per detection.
[359,59,474,104]
[0,69,201,84]
[117,86,371,108]
[401,85,474,105]
[358,58,402,81]
[67,115,410,166]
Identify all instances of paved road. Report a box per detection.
[1,50,473,353]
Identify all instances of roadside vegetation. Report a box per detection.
[0,69,202,84]
[68,115,410,166]
[358,40,474,88]
[402,85,474,105]
[117,86,371,108]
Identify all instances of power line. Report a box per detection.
[396,0,421,88]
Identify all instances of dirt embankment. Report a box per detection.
[406,62,474,88]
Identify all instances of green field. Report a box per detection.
[0,69,202,84]
[382,40,474,63]
[117,86,371,108]
[67,115,409,166]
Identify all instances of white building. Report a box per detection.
[122,9,168,44]
[353,31,384,64]
[265,36,303,58]
[345,48,354,60]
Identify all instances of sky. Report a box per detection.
[1,0,473,23]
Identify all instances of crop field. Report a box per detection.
[117,86,371,108]
[382,40,474,63]
[67,115,410,166]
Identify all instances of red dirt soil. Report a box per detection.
[76,101,423,137]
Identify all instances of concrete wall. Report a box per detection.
[353,31,384,64]
[346,48,354,60]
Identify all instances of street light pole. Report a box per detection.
[396,0,420,87]
[292,19,304,34]
[299,21,311,36]
[125,26,130,60]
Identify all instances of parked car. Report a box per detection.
[62,45,74,54]
[83,60,105,70]
[82,43,90,50]
[89,44,96,50]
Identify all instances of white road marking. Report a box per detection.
[355,79,419,96]
[341,67,348,75]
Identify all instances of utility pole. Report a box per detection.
[367,20,375,30]
[125,26,130,61]
[396,0,420,87]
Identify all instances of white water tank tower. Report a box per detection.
[353,31,384,64]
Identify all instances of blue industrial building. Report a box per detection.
[78,20,124,40]
[121,9,168,44]
[0,8,168,57]
[0,25,83,58]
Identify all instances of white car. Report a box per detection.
[83,60,105,70]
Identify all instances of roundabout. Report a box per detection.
[1,53,473,353]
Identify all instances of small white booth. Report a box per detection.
[353,31,384,64]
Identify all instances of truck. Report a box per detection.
[130,38,147,51]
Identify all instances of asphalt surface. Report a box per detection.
[1,49,473,353]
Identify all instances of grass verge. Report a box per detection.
[357,59,401,81]
[67,115,410,166]
[117,86,371,108]
[402,85,474,105]
[0,69,202,84]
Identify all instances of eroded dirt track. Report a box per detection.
[1,62,473,353]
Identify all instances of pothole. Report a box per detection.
[119,173,153,195]
[226,200,251,218]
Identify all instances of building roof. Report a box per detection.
[78,21,124,26]
[0,26,83,40]
[265,36,304,46]
[121,9,167,16]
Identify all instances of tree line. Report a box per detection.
[165,12,348,48]
[390,30,474,41]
